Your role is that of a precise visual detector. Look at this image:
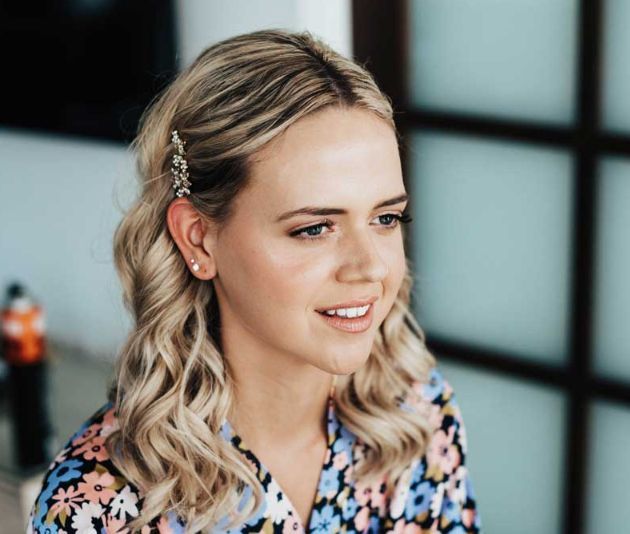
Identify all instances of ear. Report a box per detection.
[166,198,219,280]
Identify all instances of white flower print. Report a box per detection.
[71,502,104,534]
[448,465,468,505]
[263,479,292,524]
[429,481,445,518]
[55,445,72,464]
[109,485,139,519]
[456,417,468,455]
[389,460,416,519]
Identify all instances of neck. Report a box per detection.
[226,363,334,450]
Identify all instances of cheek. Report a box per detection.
[223,237,321,313]
[389,243,407,286]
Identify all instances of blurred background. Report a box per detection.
[0,1,628,533]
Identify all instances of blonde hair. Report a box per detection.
[106,28,436,532]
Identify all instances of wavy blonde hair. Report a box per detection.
[106,28,437,532]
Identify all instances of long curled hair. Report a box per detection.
[106,28,437,532]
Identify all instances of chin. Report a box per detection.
[323,352,372,376]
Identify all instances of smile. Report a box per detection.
[316,303,374,333]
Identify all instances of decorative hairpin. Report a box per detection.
[171,129,192,197]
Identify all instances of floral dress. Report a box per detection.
[27,366,481,533]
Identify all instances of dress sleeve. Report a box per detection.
[436,378,482,533]
[25,402,145,534]
[387,367,482,532]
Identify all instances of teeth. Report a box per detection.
[323,304,370,318]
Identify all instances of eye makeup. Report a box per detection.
[289,211,413,240]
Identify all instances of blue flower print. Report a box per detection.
[441,496,461,523]
[342,496,358,520]
[334,425,356,454]
[310,503,340,533]
[25,364,482,533]
[404,480,433,520]
[47,458,84,487]
[422,367,444,401]
[320,466,341,496]
[410,459,427,486]
[32,459,84,529]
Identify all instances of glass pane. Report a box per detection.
[601,0,630,132]
[593,158,630,381]
[438,360,567,534]
[408,0,579,125]
[586,400,630,533]
[409,131,573,364]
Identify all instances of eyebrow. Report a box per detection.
[275,193,409,222]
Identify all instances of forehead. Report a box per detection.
[244,107,403,207]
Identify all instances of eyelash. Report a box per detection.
[289,212,413,240]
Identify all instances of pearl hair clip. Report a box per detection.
[171,129,192,197]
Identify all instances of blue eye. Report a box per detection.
[289,212,413,240]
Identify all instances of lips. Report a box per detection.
[315,295,378,313]
[316,300,375,333]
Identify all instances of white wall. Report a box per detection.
[0,1,352,362]
[0,129,135,360]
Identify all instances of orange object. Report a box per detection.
[1,303,46,365]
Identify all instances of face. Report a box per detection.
[208,106,408,376]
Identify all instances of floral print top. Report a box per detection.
[27,366,481,533]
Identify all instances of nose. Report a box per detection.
[335,228,389,283]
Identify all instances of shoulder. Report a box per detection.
[389,365,481,530]
[402,365,467,443]
[27,402,154,533]
[409,365,470,469]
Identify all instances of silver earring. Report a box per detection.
[190,258,200,272]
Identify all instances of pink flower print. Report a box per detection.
[101,409,118,438]
[426,427,460,480]
[427,403,444,432]
[72,423,101,447]
[332,450,349,471]
[390,519,423,534]
[53,445,72,465]
[103,513,129,534]
[156,515,174,533]
[281,513,304,533]
[389,518,406,533]
[369,476,388,513]
[73,436,109,462]
[50,484,84,517]
[78,471,117,505]
[354,478,372,507]
[353,505,370,532]
[343,464,354,484]
[463,508,476,528]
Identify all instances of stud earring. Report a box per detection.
[190,258,200,272]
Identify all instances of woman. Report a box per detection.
[28,29,481,533]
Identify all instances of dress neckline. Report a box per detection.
[220,395,337,531]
